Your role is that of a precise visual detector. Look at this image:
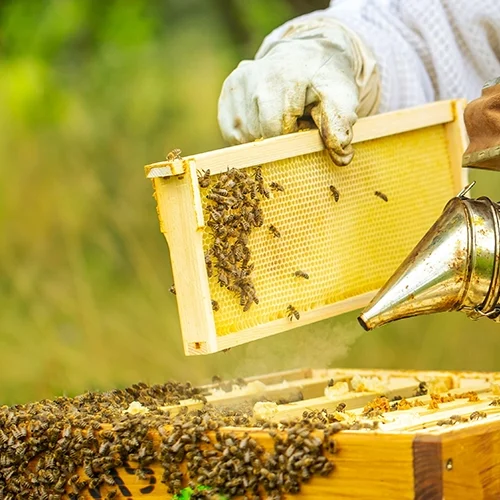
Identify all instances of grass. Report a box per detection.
[1,2,500,405]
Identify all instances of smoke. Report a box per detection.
[230,317,365,379]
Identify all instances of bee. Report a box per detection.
[329,185,340,202]
[243,295,256,312]
[198,169,211,188]
[204,252,213,278]
[84,460,94,478]
[169,284,176,295]
[105,492,118,499]
[211,300,220,311]
[221,177,236,189]
[54,476,67,492]
[287,305,300,321]
[270,181,285,192]
[470,411,487,420]
[245,182,256,199]
[269,225,281,238]
[258,184,270,199]
[336,402,346,412]
[166,148,182,161]
[254,166,263,182]
[375,190,388,202]
[102,473,116,486]
[414,381,428,396]
[437,418,454,426]
[212,187,229,197]
[218,269,230,287]
[294,270,309,279]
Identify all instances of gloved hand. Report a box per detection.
[463,77,500,171]
[218,18,380,166]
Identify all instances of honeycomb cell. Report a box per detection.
[201,125,454,336]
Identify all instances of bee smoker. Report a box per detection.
[358,182,500,330]
[359,77,500,331]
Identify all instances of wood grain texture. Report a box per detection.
[441,420,500,500]
[153,175,217,355]
[215,291,377,351]
[76,431,415,500]
[413,434,443,500]
[19,368,500,499]
[445,98,469,191]
[145,100,455,178]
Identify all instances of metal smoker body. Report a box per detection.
[359,184,500,330]
[360,78,500,330]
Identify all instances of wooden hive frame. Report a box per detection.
[145,100,468,355]
[38,367,500,499]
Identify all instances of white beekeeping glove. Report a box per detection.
[218,18,380,166]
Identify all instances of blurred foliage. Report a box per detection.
[1,0,499,405]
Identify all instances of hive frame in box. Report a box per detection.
[145,100,468,356]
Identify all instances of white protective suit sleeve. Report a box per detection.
[258,0,500,113]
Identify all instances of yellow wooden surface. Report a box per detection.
[442,420,500,500]
[77,431,415,500]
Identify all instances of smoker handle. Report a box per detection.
[462,77,500,171]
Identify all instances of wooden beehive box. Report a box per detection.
[145,100,468,355]
[5,368,500,499]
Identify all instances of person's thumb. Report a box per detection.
[308,78,359,166]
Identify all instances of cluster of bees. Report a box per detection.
[0,377,343,499]
[199,166,312,322]
[199,166,286,313]
[0,380,207,500]
[168,149,390,322]
[159,412,337,499]
[436,411,487,426]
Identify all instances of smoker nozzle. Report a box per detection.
[359,189,500,330]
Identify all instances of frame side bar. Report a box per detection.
[153,174,218,355]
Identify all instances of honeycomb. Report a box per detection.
[201,125,455,336]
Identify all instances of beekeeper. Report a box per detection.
[218,0,500,167]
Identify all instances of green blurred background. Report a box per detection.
[1,0,500,405]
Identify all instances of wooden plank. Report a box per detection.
[145,100,455,178]
[445,98,469,192]
[267,383,420,423]
[160,375,348,417]
[153,174,217,355]
[78,430,415,500]
[215,291,377,351]
[441,420,500,499]
[413,434,443,500]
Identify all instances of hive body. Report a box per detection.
[4,368,500,499]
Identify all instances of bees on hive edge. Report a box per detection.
[166,148,182,161]
[287,305,300,321]
[198,169,211,188]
